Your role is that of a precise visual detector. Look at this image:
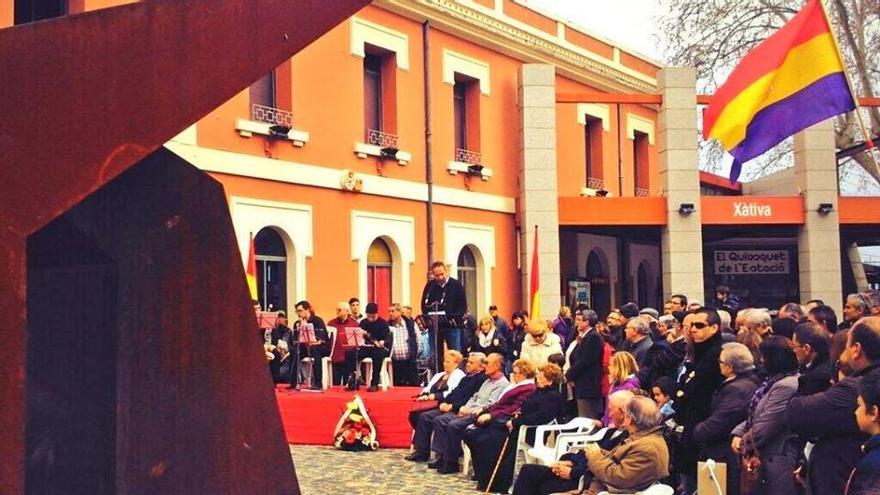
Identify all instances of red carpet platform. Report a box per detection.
[276,385,420,448]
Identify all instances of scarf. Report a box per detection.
[477,329,497,348]
[745,372,793,430]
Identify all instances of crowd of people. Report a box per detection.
[259,261,880,495]
[400,285,880,495]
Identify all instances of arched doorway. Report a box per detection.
[367,238,393,317]
[637,261,650,309]
[255,227,287,312]
[587,249,611,318]
[457,246,478,316]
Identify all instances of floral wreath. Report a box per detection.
[332,395,379,451]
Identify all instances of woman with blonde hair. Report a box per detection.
[520,319,563,367]
[602,351,640,425]
[466,314,509,358]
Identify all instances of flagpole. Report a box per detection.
[817,0,880,175]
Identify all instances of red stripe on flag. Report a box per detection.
[703,0,831,136]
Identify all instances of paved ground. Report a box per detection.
[290,444,488,494]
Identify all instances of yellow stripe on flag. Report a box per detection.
[709,32,844,148]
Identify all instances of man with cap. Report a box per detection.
[347,303,392,392]
[613,302,640,351]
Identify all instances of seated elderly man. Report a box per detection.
[429,353,509,473]
[512,390,634,495]
[513,394,668,495]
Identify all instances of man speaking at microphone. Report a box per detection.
[420,261,468,355]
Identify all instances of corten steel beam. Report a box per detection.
[0,0,369,493]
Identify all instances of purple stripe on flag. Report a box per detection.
[729,72,854,165]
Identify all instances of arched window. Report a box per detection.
[367,238,392,317]
[457,246,477,315]
[637,262,650,309]
[255,228,287,312]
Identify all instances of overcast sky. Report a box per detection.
[525,0,665,61]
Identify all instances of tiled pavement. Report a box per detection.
[290,444,490,495]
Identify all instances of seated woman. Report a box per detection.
[467,315,509,359]
[466,362,564,493]
[408,350,465,427]
[730,336,801,495]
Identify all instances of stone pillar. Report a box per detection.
[518,64,561,320]
[795,119,843,315]
[658,67,705,304]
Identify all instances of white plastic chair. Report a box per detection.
[552,427,609,459]
[511,421,554,487]
[380,356,394,388]
[461,441,473,478]
[320,327,336,389]
[526,417,598,466]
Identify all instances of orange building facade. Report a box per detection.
[7,0,879,320]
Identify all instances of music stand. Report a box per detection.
[343,327,366,347]
[343,327,366,389]
[297,324,317,345]
[295,323,323,392]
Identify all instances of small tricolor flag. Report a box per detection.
[246,232,258,301]
[703,0,855,183]
[529,225,540,320]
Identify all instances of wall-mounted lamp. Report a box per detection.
[817,203,834,215]
[679,203,695,216]
[379,147,399,160]
[268,124,291,138]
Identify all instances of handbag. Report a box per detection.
[739,433,763,495]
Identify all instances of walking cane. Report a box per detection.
[485,433,511,494]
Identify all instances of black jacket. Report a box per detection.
[638,337,686,387]
[788,363,880,495]
[796,355,833,396]
[443,371,488,412]
[674,331,725,477]
[360,317,391,351]
[294,315,330,356]
[565,328,604,399]
[467,330,509,360]
[420,277,468,322]
[693,369,761,461]
[508,324,527,361]
[511,387,564,430]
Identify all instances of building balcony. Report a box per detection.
[235,104,309,146]
[448,148,492,180]
[354,129,412,165]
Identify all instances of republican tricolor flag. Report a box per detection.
[703,0,855,183]
[529,225,540,320]
[246,232,258,301]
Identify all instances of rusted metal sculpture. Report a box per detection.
[0,0,369,492]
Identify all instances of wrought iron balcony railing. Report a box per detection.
[251,103,293,127]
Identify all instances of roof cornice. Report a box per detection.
[374,0,659,94]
